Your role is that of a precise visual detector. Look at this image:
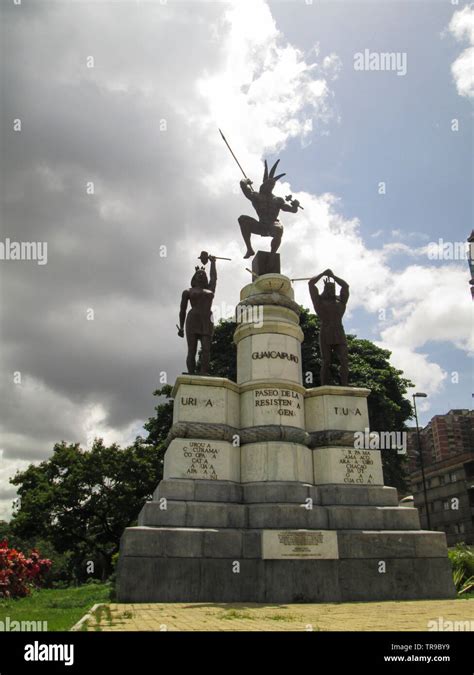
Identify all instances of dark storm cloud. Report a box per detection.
[1,1,240,465]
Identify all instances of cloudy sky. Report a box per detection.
[1,0,472,520]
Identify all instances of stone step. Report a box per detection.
[337,530,448,558]
[155,479,400,506]
[248,504,420,530]
[243,482,319,504]
[139,499,420,530]
[248,504,329,529]
[117,542,455,602]
[121,526,258,559]
[154,479,243,503]
[121,526,448,560]
[138,500,247,528]
[317,485,399,506]
[326,506,420,530]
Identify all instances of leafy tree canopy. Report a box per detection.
[9,439,162,580]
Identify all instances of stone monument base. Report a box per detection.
[116,478,455,603]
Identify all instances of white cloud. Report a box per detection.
[448,4,474,98]
[279,196,472,396]
[375,347,447,396]
[0,451,29,522]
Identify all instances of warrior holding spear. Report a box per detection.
[219,130,302,259]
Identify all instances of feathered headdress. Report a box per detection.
[260,159,286,191]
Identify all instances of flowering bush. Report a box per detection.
[0,539,52,598]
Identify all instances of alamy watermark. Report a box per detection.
[354,428,407,454]
[426,238,468,260]
[0,616,48,631]
[0,238,48,265]
[427,617,474,631]
[354,49,407,76]
[24,641,74,667]
[211,301,263,328]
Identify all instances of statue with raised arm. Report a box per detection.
[308,269,350,386]
[238,159,300,259]
[178,256,217,375]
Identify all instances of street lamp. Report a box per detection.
[412,392,430,529]
[468,230,474,300]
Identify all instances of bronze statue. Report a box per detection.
[178,256,216,375]
[238,160,300,258]
[308,269,349,386]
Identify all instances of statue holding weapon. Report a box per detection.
[308,269,350,386]
[178,256,217,376]
[219,129,302,259]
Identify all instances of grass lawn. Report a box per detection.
[0,582,111,632]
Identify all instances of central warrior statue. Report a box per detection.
[238,160,300,259]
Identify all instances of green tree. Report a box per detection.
[9,438,162,581]
[143,384,174,446]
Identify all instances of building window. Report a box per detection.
[465,461,474,478]
[439,475,445,485]
[450,472,457,482]
[443,500,450,511]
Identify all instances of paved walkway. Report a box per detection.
[80,599,474,631]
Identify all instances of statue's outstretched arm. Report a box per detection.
[208,257,217,293]
[239,179,254,200]
[280,198,299,213]
[327,270,350,304]
[308,270,327,308]
[339,283,350,304]
[308,270,328,288]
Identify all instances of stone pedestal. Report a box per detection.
[117,271,455,603]
[252,250,280,276]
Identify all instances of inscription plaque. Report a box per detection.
[262,530,339,559]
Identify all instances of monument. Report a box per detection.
[116,147,455,602]
[117,278,455,602]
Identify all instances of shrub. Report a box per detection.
[448,543,474,595]
[0,539,52,598]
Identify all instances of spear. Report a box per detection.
[218,129,254,190]
[219,128,304,209]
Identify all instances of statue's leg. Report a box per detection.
[270,223,283,253]
[200,335,211,375]
[335,343,349,386]
[320,340,331,385]
[238,215,256,258]
[186,332,198,374]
